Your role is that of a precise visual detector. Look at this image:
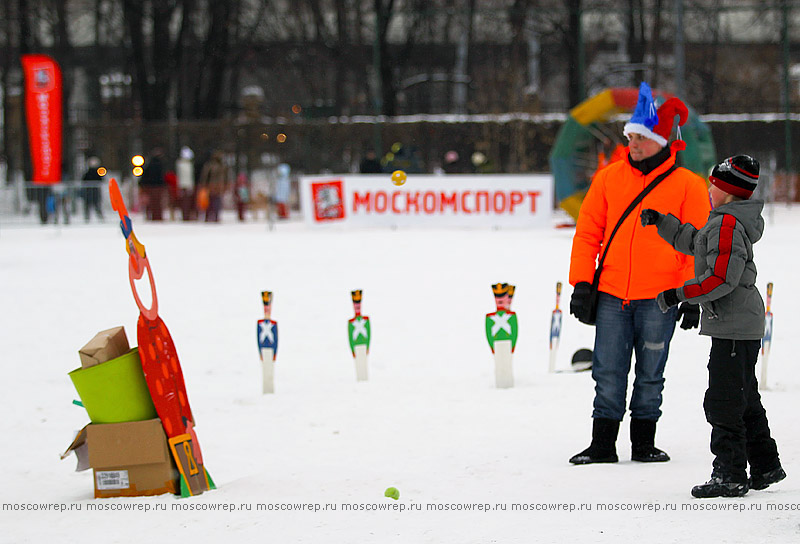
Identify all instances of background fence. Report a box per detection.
[2,115,798,227]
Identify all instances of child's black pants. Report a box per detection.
[704,338,780,483]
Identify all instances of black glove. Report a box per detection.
[570,282,593,319]
[640,209,663,227]
[656,288,680,313]
[675,301,700,330]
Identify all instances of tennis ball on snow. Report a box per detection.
[384,487,400,500]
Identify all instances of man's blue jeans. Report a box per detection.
[592,292,678,421]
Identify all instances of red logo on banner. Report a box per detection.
[21,54,63,185]
[311,180,345,221]
[31,65,56,92]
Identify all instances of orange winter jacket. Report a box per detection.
[569,151,711,301]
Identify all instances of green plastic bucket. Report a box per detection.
[69,347,157,423]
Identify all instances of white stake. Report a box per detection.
[759,282,773,391]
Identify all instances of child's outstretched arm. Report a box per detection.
[680,215,747,304]
[656,214,748,313]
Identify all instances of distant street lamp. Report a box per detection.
[132,155,145,177]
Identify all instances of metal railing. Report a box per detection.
[0,180,118,226]
[0,179,301,227]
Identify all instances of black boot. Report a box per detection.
[691,473,749,498]
[569,418,619,464]
[630,419,670,462]
[750,466,786,490]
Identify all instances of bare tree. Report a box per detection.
[565,0,584,106]
[7,0,35,179]
[625,0,647,84]
[303,0,360,115]
[374,0,397,115]
[121,0,183,120]
[648,0,664,87]
[507,0,537,110]
[120,0,240,121]
[1,1,17,177]
[192,0,236,118]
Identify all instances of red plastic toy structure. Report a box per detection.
[109,178,214,497]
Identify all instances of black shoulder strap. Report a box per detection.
[592,164,678,286]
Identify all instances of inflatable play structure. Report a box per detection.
[549,87,717,220]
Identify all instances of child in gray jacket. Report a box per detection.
[640,154,785,498]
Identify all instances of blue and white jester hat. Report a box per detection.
[623,81,689,152]
[623,82,664,145]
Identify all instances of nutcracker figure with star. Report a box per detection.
[348,290,371,381]
[257,290,278,393]
[485,283,518,388]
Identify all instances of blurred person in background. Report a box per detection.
[198,150,229,222]
[164,168,178,220]
[359,149,382,173]
[274,163,291,219]
[234,171,251,222]
[176,146,196,221]
[443,150,468,174]
[81,156,104,222]
[139,147,167,220]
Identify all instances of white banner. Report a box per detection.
[299,174,553,228]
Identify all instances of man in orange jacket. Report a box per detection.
[568,82,711,465]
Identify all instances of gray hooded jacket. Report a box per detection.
[655,199,765,340]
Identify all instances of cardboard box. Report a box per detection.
[79,326,130,369]
[61,419,179,498]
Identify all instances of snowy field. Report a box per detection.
[1,204,798,543]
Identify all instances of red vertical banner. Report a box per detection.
[21,54,63,184]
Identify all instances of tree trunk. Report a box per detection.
[650,0,663,87]
[54,0,74,177]
[452,0,475,114]
[122,0,150,119]
[565,0,583,107]
[196,1,233,119]
[626,0,646,85]
[18,0,34,180]
[508,0,531,110]
[375,0,397,116]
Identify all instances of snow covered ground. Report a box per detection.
[1,205,798,543]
